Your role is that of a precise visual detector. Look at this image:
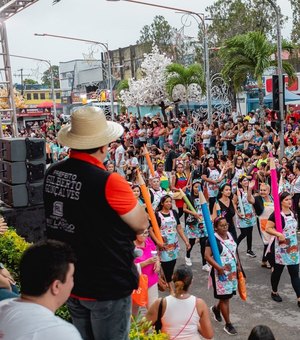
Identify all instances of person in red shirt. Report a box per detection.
[44,106,148,340]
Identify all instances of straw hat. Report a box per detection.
[58,106,124,149]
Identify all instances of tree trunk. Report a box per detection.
[175,102,179,118]
[159,101,168,122]
[137,104,141,120]
[258,87,264,126]
[186,99,190,121]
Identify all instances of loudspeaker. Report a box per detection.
[0,160,45,184]
[0,138,46,208]
[272,75,285,111]
[0,138,45,162]
[0,181,44,208]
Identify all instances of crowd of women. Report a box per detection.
[10,109,299,339]
[102,108,300,339]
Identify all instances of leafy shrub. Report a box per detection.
[0,228,30,281]
[130,314,169,340]
[55,304,72,321]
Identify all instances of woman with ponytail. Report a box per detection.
[151,195,190,290]
[212,183,237,242]
[266,192,300,307]
[146,265,214,340]
[205,217,240,336]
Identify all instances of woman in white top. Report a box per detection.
[201,123,212,149]
[146,265,214,340]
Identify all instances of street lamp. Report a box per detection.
[34,33,115,120]
[4,53,58,129]
[266,0,284,158]
[107,0,213,124]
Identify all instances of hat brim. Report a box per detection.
[57,121,124,149]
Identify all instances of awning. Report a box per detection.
[264,89,300,104]
[37,101,62,109]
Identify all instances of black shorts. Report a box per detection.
[161,259,177,282]
[211,268,236,300]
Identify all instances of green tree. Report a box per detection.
[41,65,60,88]
[165,63,206,114]
[23,78,38,85]
[137,15,178,57]
[116,79,129,95]
[205,0,287,46]
[219,31,296,110]
[203,0,289,76]
[290,0,300,44]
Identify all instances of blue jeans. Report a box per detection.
[158,137,165,149]
[0,284,19,301]
[67,295,131,340]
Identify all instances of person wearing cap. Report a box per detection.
[43,106,148,340]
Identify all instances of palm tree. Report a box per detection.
[165,63,206,116]
[219,31,296,112]
[116,79,129,95]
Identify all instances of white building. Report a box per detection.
[59,59,105,115]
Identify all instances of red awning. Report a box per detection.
[36,101,62,109]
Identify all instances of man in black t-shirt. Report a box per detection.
[164,143,178,176]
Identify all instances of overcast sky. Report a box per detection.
[5,0,293,83]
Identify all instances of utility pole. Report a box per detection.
[266,0,284,159]
[13,69,31,95]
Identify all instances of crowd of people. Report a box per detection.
[104,106,300,338]
[0,105,299,339]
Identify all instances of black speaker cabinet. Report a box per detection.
[0,181,44,208]
[0,138,45,162]
[0,160,45,184]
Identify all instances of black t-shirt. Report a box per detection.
[192,166,203,181]
[268,211,290,229]
[165,150,178,171]
[253,196,264,216]
[202,167,221,178]
[155,209,180,226]
[210,135,217,147]
[206,235,237,254]
[219,200,235,226]
[205,237,224,254]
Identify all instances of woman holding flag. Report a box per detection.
[205,216,240,336]
[233,175,257,258]
[183,181,209,271]
[247,181,274,268]
[212,183,237,242]
[266,192,300,307]
[152,195,190,290]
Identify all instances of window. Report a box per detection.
[56,92,61,99]
[33,93,39,100]
[26,93,31,100]
[40,93,46,100]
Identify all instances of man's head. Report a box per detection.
[20,240,76,310]
[58,107,124,158]
[163,143,171,151]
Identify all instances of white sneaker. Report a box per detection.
[202,264,211,272]
[185,256,192,266]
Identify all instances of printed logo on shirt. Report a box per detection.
[44,170,82,200]
[53,201,63,217]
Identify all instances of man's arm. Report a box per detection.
[105,173,148,234]
[120,202,148,234]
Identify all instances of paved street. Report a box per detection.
[163,225,300,340]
